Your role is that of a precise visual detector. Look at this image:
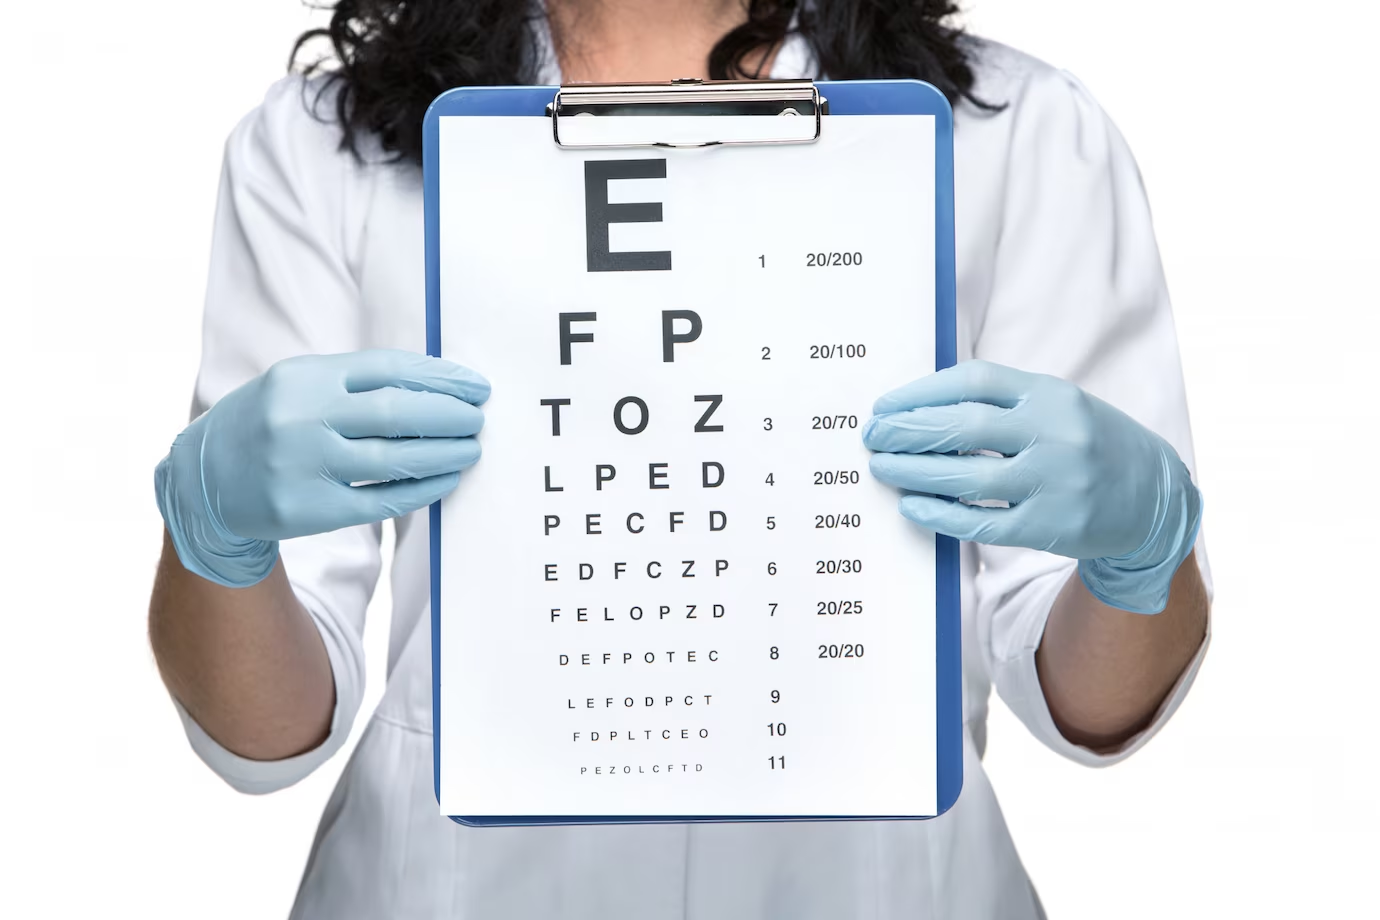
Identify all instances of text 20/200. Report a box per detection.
[806,252,863,267]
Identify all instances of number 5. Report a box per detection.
[766,516,776,530]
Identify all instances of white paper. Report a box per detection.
[437,113,938,818]
[556,112,819,147]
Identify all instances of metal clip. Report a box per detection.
[549,79,826,149]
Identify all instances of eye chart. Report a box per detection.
[426,82,959,824]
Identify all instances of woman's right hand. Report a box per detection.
[155,349,490,588]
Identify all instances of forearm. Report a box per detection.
[1036,556,1209,751]
[148,529,335,762]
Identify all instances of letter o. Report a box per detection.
[613,396,649,435]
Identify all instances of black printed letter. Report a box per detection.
[694,395,724,433]
[541,398,572,435]
[614,397,650,435]
[559,314,596,365]
[584,159,672,272]
[662,310,702,362]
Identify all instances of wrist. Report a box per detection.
[154,425,279,589]
[1078,453,1202,614]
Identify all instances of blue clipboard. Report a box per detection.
[424,79,961,826]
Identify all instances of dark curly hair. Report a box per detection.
[292,0,990,164]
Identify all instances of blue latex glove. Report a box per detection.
[863,360,1201,614]
[155,350,489,588]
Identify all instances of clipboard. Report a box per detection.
[424,78,960,826]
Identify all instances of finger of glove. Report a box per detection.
[325,388,485,439]
[862,401,1031,456]
[325,436,482,485]
[342,472,463,524]
[336,350,491,406]
[896,494,1019,545]
[873,360,1029,414]
[869,452,1035,504]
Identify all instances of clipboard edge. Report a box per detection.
[423,79,962,825]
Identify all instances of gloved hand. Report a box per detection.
[155,350,490,588]
[863,360,1201,614]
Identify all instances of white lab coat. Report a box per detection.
[175,32,1212,920]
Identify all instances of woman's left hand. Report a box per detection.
[863,360,1202,614]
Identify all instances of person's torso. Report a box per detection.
[291,37,1048,920]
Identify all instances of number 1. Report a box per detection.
[758,254,765,267]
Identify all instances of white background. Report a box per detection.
[0,1,1374,916]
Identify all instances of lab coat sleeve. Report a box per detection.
[174,77,380,793]
[972,65,1213,767]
